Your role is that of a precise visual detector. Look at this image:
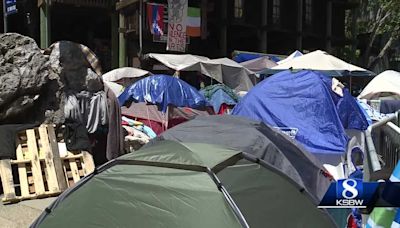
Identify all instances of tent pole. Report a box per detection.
[349,76,352,94]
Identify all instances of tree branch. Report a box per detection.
[368,33,398,68]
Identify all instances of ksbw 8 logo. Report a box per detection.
[336,179,365,207]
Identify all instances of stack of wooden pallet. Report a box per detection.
[0,125,95,204]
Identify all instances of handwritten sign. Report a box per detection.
[167,0,187,52]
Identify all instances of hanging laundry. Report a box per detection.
[64,91,108,134]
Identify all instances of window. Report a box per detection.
[305,0,312,25]
[272,0,280,24]
[234,0,244,19]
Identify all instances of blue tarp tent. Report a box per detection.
[232,70,369,164]
[118,75,208,112]
[233,52,282,63]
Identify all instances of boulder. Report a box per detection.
[0,34,104,124]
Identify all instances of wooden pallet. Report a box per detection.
[55,126,95,188]
[0,125,67,203]
[0,125,95,203]
[61,151,95,188]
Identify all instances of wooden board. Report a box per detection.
[26,129,46,195]
[81,151,95,175]
[46,125,68,191]
[0,159,16,201]
[15,138,30,197]
[38,126,60,193]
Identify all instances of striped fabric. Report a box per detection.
[187,7,201,37]
[159,5,200,37]
[44,42,103,76]
[367,162,400,228]
[80,44,103,76]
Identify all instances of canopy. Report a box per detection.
[232,70,369,164]
[147,53,255,91]
[263,50,375,77]
[358,70,400,100]
[277,50,303,65]
[200,84,239,113]
[32,140,336,228]
[118,75,208,112]
[239,56,277,72]
[104,81,124,97]
[153,115,332,201]
[102,67,150,87]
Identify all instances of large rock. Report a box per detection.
[0,34,103,124]
[0,33,62,124]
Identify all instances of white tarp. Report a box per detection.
[104,81,125,97]
[358,70,400,100]
[239,56,277,72]
[102,67,150,82]
[147,53,256,91]
[277,50,303,65]
[272,50,370,74]
[102,67,150,87]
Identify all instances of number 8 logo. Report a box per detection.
[342,179,359,199]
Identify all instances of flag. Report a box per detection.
[147,3,164,36]
[187,7,201,37]
[367,162,400,228]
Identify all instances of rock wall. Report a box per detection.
[0,33,103,124]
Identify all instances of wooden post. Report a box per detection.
[119,13,126,67]
[111,11,119,69]
[219,0,227,56]
[201,0,208,40]
[296,0,303,50]
[81,151,95,175]
[40,0,51,49]
[326,0,333,52]
[2,0,7,32]
[260,0,268,52]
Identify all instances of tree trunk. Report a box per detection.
[368,34,396,69]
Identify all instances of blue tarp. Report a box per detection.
[232,70,369,164]
[233,53,281,63]
[118,75,208,112]
[200,84,239,113]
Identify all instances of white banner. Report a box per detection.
[167,0,188,52]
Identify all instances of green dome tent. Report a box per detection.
[31,141,336,228]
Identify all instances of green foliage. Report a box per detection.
[343,0,400,68]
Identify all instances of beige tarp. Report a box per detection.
[358,70,400,100]
[239,56,277,72]
[272,50,369,73]
[147,53,256,91]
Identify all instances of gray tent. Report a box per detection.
[31,141,336,227]
[150,115,332,201]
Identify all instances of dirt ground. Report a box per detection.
[0,196,55,228]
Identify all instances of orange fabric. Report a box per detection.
[187,26,201,37]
